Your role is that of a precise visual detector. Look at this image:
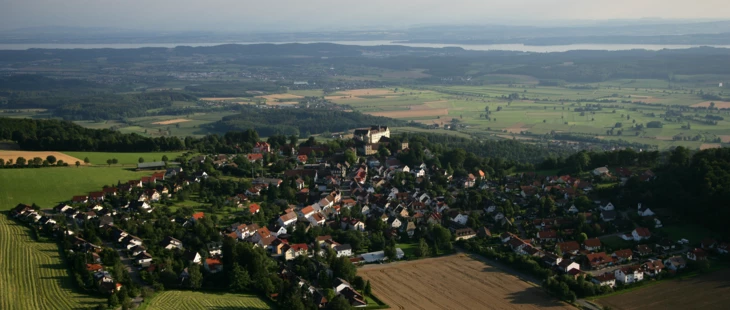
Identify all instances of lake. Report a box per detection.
[1,41,729,52]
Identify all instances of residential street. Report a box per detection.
[105,242,151,308]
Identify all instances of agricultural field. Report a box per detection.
[359,254,572,310]
[63,151,188,166]
[595,268,730,309]
[145,290,270,310]
[0,215,106,309]
[0,151,86,166]
[327,83,730,150]
[0,167,152,210]
[73,111,239,138]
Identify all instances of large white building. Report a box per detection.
[354,126,390,144]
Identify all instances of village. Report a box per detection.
[8,125,727,308]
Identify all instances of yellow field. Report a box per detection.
[151,119,191,125]
[0,151,86,165]
[0,215,105,309]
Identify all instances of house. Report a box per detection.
[664,256,687,271]
[613,249,633,262]
[642,259,664,277]
[583,238,602,251]
[635,244,653,257]
[541,253,562,266]
[477,227,492,238]
[592,273,616,287]
[558,260,580,273]
[135,252,153,266]
[637,203,655,217]
[536,230,557,241]
[335,244,353,257]
[160,236,184,250]
[405,221,417,237]
[278,211,298,227]
[184,250,202,264]
[248,203,261,215]
[204,258,223,273]
[632,227,652,241]
[191,212,205,222]
[387,217,402,229]
[586,252,613,269]
[600,210,617,222]
[557,241,581,255]
[592,167,610,176]
[599,202,615,211]
[309,213,326,226]
[615,266,643,284]
[247,153,264,163]
[453,228,476,241]
[687,248,708,261]
[253,141,271,153]
[71,195,88,204]
[566,205,579,214]
[285,244,309,260]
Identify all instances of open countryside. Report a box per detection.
[360,254,573,310]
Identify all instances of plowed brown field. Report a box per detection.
[359,254,572,310]
[595,269,730,310]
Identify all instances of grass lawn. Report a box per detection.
[657,224,715,245]
[63,151,188,166]
[600,235,634,250]
[396,242,419,258]
[0,215,105,309]
[144,290,270,310]
[0,167,153,210]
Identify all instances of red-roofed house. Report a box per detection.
[687,248,708,261]
[632,227,652,241]
[613,249,634,262]
[192,212,205,221]
[557,241,581,255]
[536,230,557,241]
[247,153,264,163]
[253,142,271,153]
[297,155,308,163]
[204,258,223,273]
[248,203,261,214]
[583,238,602,251]
[586,252,613,269]
[72,195,88,203]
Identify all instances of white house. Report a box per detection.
[600,202,615,211]
[387,217,402,229]
[278,211,298,227]
[451,213,469,226]
[559,260,580,273]
[592,273,616,288]
[637,203,655,217]
[567,205,579,214]
[592,167,610,176]
[631,227,652,241]
[335,244,353,257]
[615,266,644,284]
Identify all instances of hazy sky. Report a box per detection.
[2,0,730,32]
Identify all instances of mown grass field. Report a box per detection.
[0,167,153,210]
[0,215,105,309]
[63,151,188,166]
[145,290,270,310]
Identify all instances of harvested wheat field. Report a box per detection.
[700,143,722,150]
[257,93,303,102]
[338,88,396,96]
[199,97,242,101]
[719,135,730,143]
[366,108,448,118]
[0,151,85,165]
[595,269,730,310]
[505,122,532,134]
[690,101,730,108]
[152,118,191,125]
[359,254,572,310]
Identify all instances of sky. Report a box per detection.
[1,0,730,32]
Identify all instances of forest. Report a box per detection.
[207,106,415,137]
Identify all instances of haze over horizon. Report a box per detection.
[2,0,730,32]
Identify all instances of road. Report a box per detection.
[105,242,151,308]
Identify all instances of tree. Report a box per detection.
[112,158,118,165]
[107,294,119,308]
[46,155,57,164]
[229,263,251,292]
[76,161,81,168]
[384,245,397,261]
[16,157,26,166]
[578,233,588,243]
[416,238,429,258]
[106,159,112,167]
[188,264,203,289]
[138,157,145,163]
[84,157,90,164]
[364,280,372,296]
[162,155,169,162]
[327,295,352,310]
[344,149,358,166]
